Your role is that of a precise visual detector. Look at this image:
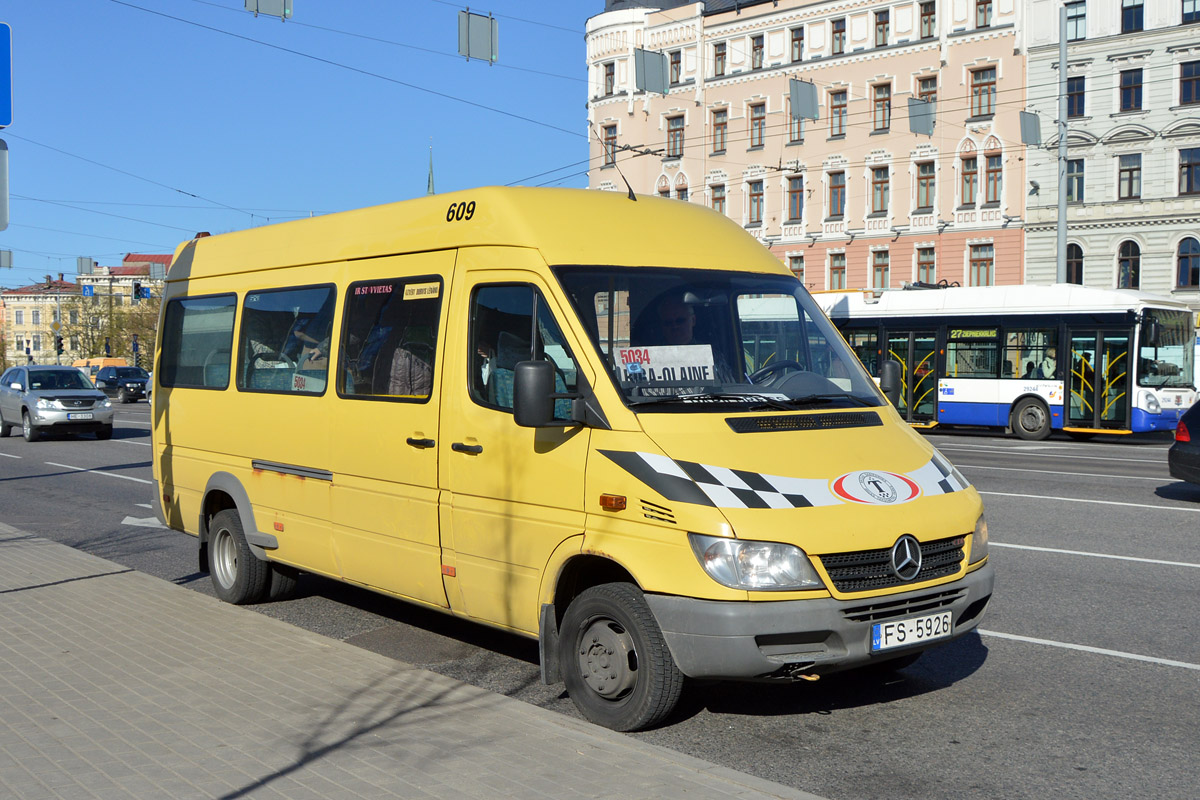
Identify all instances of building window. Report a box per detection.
[970,244,995,286]
[31,309,40,325]
[677,185,688,203]
[920,2,937,38]
[13,309,22,325]
[917,162,936,210]
[918,77,938,103]
[1178,238,1200,288]
[832,19,846,55]
[32,334,41,352]
[1067,76,1085,117]
[749,103,766,148]
[830,91,847,136]
[603,62,615,96]
[669,50,682,85]
[1187,0,1200,24]
[875,11,890,46]
[667,116,684,158]
[791,27,803,62]
[1066,243,1084,284]
[712,184,726,215]
[1122,0,1144,33]
[1119,154,1142,199]
[962,157,978,205]
[1067,159,1085,203]
[603,125,617,166]
[985,155,1003,204]
[971,68,996,117]
[749,180,764,225]
[1066,1,1085,40]
[829,171,846,217]
[873,251,890,289]
[789,255,805,283]
[830,253,847,289]
[70,337,79,351]
[1120,69,1143,111]
[69,309,78,325]
[1118,241,1140,288]
[1181,148,1200,194]
[714,42,727,77]
[713,109,727,153]
[789,112,803,144]
[918,248,936,283]
[752,35,764,70]
[873,84,891,131]
[1182,61,1200,105]
[976,0,992,28]
[788,176,804,221]
[872,167,890,213]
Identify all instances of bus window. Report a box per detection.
[946,328,999,378]
[237,285,335,395]
[159,294,237,389]
[1005,329,1057,380]
[339,278,442,400]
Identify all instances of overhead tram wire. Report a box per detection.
[12,195,203,235]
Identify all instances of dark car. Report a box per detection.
[95,366,149,403]
[1168,403,1200,485]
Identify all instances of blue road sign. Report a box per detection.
[1,24,11,128]
[82,285,94,297]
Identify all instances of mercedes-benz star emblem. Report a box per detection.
[890,534,922,581]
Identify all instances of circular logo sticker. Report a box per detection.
[831,470,921,505]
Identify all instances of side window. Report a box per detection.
[469,285,580,418]
[237,285,336,395]
[160,294,237,389]
[338,277,442,401]
[945,328,1000,378]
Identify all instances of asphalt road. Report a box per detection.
[1,404,1196,800]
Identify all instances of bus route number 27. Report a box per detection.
[446,201,476,222]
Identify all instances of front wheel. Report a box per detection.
[559,582,684,731]
[22,412,40,443]
[0,410,11,437]
[1012,397,1051,441]
[208,509,270,605]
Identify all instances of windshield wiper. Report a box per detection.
[628,392,793,409]
[782,393,876,408]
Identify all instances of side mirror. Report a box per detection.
[879,359,903,408]
[9,382,22,391]
[1143,318,1162,348]
[95,380,107,388]
[513,360,556,428]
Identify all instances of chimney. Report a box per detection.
[58,273,64,282]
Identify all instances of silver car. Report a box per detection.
[0,365,115,442]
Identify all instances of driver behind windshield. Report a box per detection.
[651,293,737,383]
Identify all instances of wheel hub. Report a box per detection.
[577,619,637,699]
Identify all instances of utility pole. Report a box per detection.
[1056,2,1068,284]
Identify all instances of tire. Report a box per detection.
[268,564,300,601]
[95,425,113,440]
[0,410,11,437]
[559,582,684,732]
[118,388,129,403]
[1012,397,1051,441]
[207,509,270,605]
[22,412,40,443]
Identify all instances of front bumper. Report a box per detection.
[646,562,994,681]
[29,405,115,431]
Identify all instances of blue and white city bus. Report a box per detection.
[802,284,1196,440]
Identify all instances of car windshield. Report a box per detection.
[555,266,885,411]
[29,370,95,391]
[114,367,149,379]
[1138,309,1194,389]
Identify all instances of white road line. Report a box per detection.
[45,461,153,485]
[115,439,151,447]
[979,630,1200,672]
[938,445,1165,464]
[991,542,1200,569]
[958,463,1165,481]
[0,452,20,459]
[979,490,1200,512]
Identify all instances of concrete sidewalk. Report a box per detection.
[0,525,825,800]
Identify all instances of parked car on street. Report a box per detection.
[1168,402,1200,485]
[95,366,150,403]
[0,365,115,441]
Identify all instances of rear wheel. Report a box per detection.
[0,410,11,437]
[1012,398,1051,441]
[22,412,40,443]
[117,388,129,403]
[559,582,684,731]
[208,509,270,605]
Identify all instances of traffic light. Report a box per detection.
[132,282,142,303]
[55,335,63,355]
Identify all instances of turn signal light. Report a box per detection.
[1177,421,1191,442]
[599,494,627,511]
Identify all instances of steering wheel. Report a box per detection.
[749,359,807,385]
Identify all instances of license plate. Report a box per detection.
[67,412,93,420]
[871,611,953,652]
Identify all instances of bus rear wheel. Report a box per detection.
[208,509,270,605]
[1012,398,1051,441]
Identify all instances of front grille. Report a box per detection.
[819,535,965,593]
[840,587,968,624]
[57,398,94,409]
[726,411,882,434]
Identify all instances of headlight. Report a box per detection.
[689,533,824,591]
[1140,390,1160,415]
[36,397,55,409]
[969,514,988,564]
[100,398,112,408]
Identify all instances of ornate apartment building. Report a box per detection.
[1025,0,1200,309]
[586,0,1026,291]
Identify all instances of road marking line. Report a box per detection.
[938,445,1164,464]
[991,542,1200,569]
[45,462,153,485]
[979,490,1200,512]
[115,439,152,447]
[979,630,1200,672]
[0,453,20,459]
[960,463,1164,480]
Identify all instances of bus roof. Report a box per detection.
[813,284,1194,320]
[167,187,788,282]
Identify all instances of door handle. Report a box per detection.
[451,442,483,454]
[406,437,436,449]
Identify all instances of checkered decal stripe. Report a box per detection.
[599,450,971,510]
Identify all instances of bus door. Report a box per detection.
[886,330,938,423]
[1067,328,1131,429]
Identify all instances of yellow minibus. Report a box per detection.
[151,187,993,731]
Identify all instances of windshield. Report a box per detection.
[29,370,95,391]
[114,367,149,379]
[555,266,884,411]
[1139,308,1194,388]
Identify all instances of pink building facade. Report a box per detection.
[586,0,1025,291]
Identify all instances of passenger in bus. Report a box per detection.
[1023,361,1042,379]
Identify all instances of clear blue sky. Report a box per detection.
[0,0,599,287]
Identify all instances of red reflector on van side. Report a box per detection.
[442,565,456,577]
[599,494,627,511]
[274,522,284,532]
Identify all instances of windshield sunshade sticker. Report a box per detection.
[600,451,969,509]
